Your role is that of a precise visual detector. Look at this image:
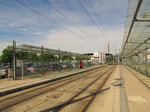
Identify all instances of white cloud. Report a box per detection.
[0,0,127,55]
[39,25,124,54]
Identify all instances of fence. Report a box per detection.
[123,51,150,77]
[11,41,92,80]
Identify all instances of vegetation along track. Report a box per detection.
[0,66,111,111]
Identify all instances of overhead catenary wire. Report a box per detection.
[77,0,112,52]
[77,0,107,39]
[87,0,111,39]
[44,0,106,49]
[87,0,112,53]
[16,0,100,51]
[77,0,109,52]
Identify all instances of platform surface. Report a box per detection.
[87,65,150,112]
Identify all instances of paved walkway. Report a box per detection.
[0,66,100,94]
[122,65,150,112]
[91,65,150,112]
[125,66,150,89]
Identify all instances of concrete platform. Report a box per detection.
[122,65,150,112]
[0,66,100,97]
[100,65,122,112]
[125,66,150,89]
[87,65,150,112]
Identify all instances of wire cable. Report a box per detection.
[77,0,107,39]
[44,0,106,49]
[87,0,111,38]
[16,0,100,50]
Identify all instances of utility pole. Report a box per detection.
[58,49,61,72]
[118,49,120,64]
[13,40,16,80]
[108,43,110,63]
[113,55,115,64]
[108,43,110,54]
[41,46,44,75]
[114,42,117,64]
[145,43,148,76]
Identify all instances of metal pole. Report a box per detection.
[118,55,119,64]
[108,43,110,63]
[132,57,134,68]
[13,40,16,80]
[58,49,61,72]
[113,55,115,64]
[132,57,134,69]
[69,58,72,71]
[69,52,72,71]
[121,0,143,56]
[41,46,44,75]
[76,54,79,69]
[145,44,148,76]
[8,68,11,79]
[138,53,140,72]
[133,56,135,69]
[22,60,24,80]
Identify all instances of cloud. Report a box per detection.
[0,0,128,55]
[39,25,124,54]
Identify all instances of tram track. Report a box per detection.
[81,66,115,112]
[51,65,116,112]
[0,66,112,112]
[0,67,102,102]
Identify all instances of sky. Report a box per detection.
[0,0,129,55]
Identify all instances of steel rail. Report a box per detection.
[81,66,116,112]
[53,66,115,112]
[0,66,108,111]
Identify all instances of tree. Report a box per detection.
[0,46,39,64]
[76,56,90,61]
[16,51,29,59]
[39,54,57,61]
[82,57,90,60]
[61,55,73,61]
[26,53,39,61]
[0,46,13,64]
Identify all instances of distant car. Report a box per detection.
[61,64,67,68]
[0,67,8,78]
[48,64,59,71]
[24,63,34,69]
[26,65,42,72]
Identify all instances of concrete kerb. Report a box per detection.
[0,66,100,97]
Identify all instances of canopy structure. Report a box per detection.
[16,44,88,58]
[121,0,150,58]
[11,41,89,79]
[121,0,150,76]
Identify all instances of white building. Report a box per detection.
[92,52,106,64]
[83,52,106,64]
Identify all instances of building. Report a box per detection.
[105,53,113,63]
[93,52,106,64]
[84,52,106,64]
